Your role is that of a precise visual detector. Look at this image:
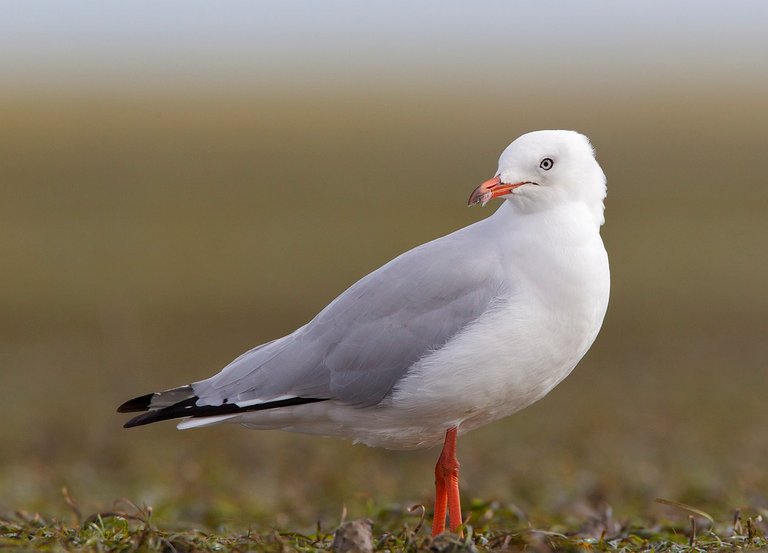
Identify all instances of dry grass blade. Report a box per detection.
[655,498,715,525]
[408,504,426,535]
[61,487,82,525]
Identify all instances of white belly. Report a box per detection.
[235,274,608,450]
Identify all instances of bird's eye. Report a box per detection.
[539,158,554,170]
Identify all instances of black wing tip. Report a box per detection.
[117,393,155,413]
[120,396,329,428]
[123,411,161,428]
[121,396,199,427]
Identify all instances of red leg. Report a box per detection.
[432,463,448,536]
[431,427,463,536]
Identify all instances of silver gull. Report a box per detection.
[118,129,610,535]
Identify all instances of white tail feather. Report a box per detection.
[176,414,239,430]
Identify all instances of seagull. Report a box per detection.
[118,129,610,536]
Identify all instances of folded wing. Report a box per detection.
[192,224,503,409]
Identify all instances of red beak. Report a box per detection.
[468,176,528,207]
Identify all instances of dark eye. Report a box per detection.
[539,158,554,170]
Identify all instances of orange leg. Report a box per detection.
[431,427,463,536]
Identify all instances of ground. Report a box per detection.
[3,495,767,551]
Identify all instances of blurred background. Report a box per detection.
[2,0,767,531]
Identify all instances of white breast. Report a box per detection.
[386,201,609,442]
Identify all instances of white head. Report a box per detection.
[469,130,607,225]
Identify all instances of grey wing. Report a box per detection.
[192,226,503,407]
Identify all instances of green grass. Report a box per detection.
[3,493,767,551]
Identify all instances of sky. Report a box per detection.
[2,0,767,92]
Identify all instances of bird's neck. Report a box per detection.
[494,196,608,293]
[495,197,605,232]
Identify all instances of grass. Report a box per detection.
[2,493,767,551]
[1,83,767,551]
